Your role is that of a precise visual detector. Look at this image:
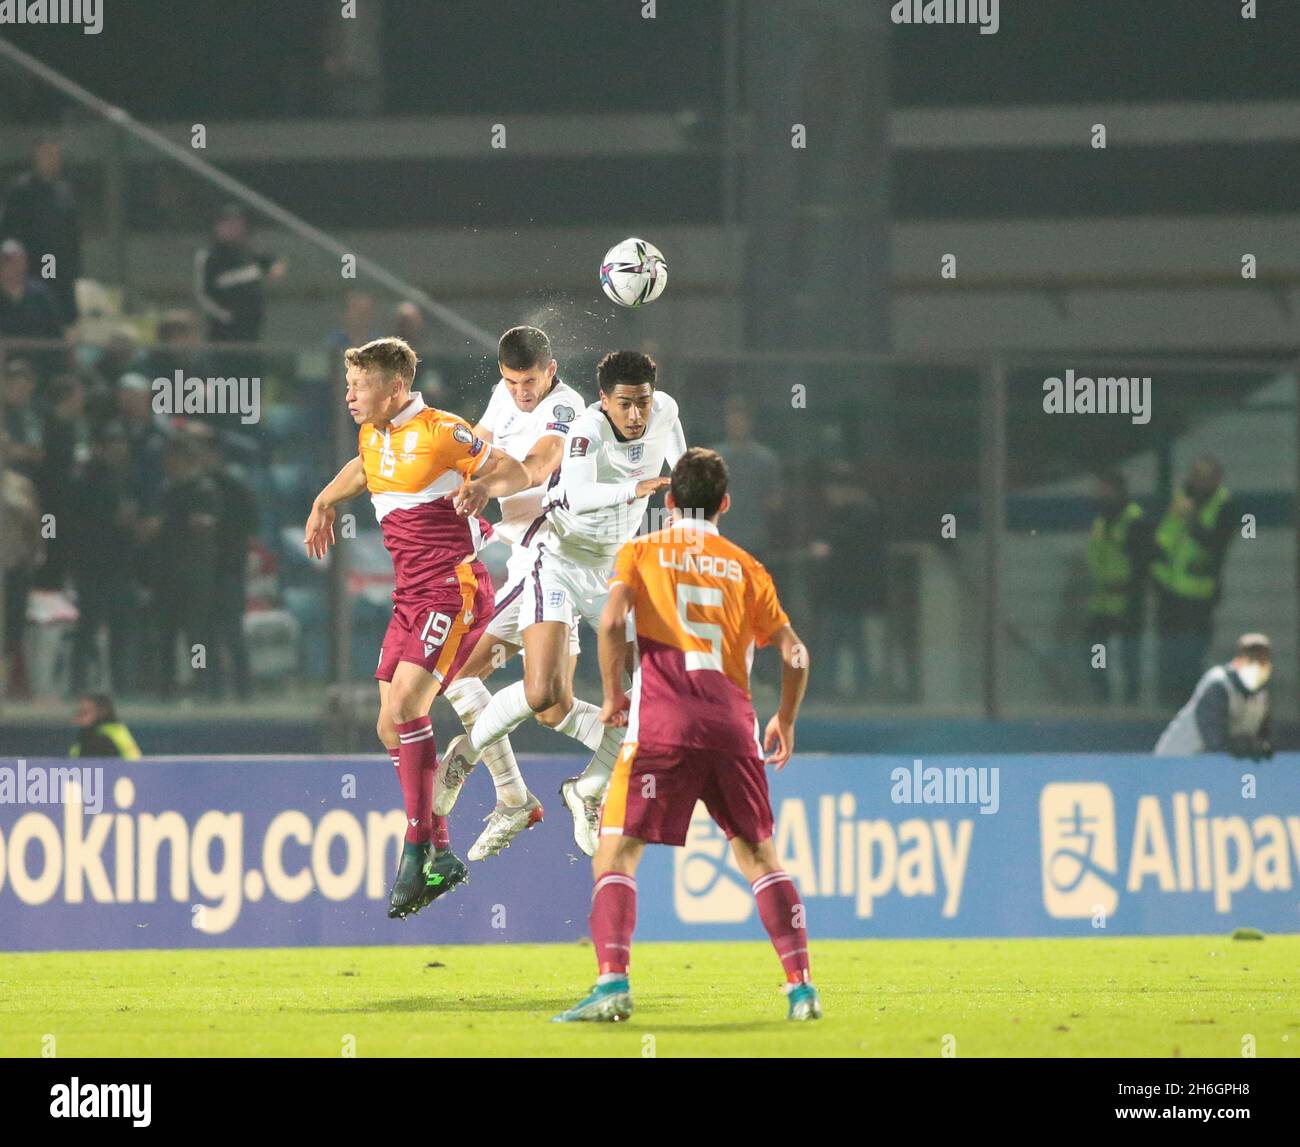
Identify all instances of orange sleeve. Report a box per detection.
[609,540,643,595]
[748,558,789,647]
[431,416,492,478]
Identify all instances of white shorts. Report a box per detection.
[485,543,583,653]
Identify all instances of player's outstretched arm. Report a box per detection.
[596,582,635,726]
[564,448,669,512]
[305,455,366,559]
[452,449,530,516]
[519,434,565,488]
[763,624,810,769]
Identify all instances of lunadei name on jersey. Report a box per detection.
[657,548,742,582]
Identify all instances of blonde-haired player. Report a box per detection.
[304,337,528,919]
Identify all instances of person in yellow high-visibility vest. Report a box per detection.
[1084,471,1149,704]
[1150,456,1237,706]
[69,694,141,759]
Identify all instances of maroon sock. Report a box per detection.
[752,871,811,985]
[431,813,451,852]
[394,717,438,845]
[389,747,451,851]
[590,873,637,976]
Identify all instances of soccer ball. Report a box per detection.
[599,237,668,307]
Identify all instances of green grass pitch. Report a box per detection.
[1,936,1296,1057]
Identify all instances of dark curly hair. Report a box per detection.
[596,350,657,393]
[670,447,728,519]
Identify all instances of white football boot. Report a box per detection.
[467,791,545,861]
[559,777,601,858]
[433,733,482,817]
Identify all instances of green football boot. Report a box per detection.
[419,847,469,906]
[388,840,433,919]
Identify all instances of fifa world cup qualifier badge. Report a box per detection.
[452,423,485,455]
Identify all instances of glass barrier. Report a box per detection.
[2,336,1295,730]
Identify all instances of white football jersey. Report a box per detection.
[545,390,685,568]
[476,377,585,545]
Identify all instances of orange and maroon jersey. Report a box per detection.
[360,393,493,597]
[611,517,789,754]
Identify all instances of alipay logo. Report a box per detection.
[1039,783,1119,919]
[675,794,972,923]
[674,805,753,923]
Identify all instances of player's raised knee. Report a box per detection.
[524,677,566,715]
[534,697,575,728]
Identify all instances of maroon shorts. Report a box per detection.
[599,740,775,847]
[375,561,495,687]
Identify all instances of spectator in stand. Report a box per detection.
[37,374,92,589]
[69,422,140,695]
[2,462,42,699]
[1083,470,1150,705]
[392,300,423,347]
[193,427,257,700]
[328,291,379,354]
[711,396,782,567]
[1151,456,1237,706]
[115,373,170,517]
[393,300,447,404]
[143,308,213,382]
[809,459,886,698]
[1,359,46,481]
[319,291,381,444]
[0,137,82,326]
[193,204,285,345]
[91,326,144,391]
[0,240,64,354]
[143,435,222,699]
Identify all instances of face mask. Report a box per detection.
[1236,662,1271,692]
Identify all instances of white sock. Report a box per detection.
[445,677,527,806]
[576,723,624,801]
[482,738,527,807]
[469,680,534,752]
[551,698,604,751]
[444,676,491,727]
